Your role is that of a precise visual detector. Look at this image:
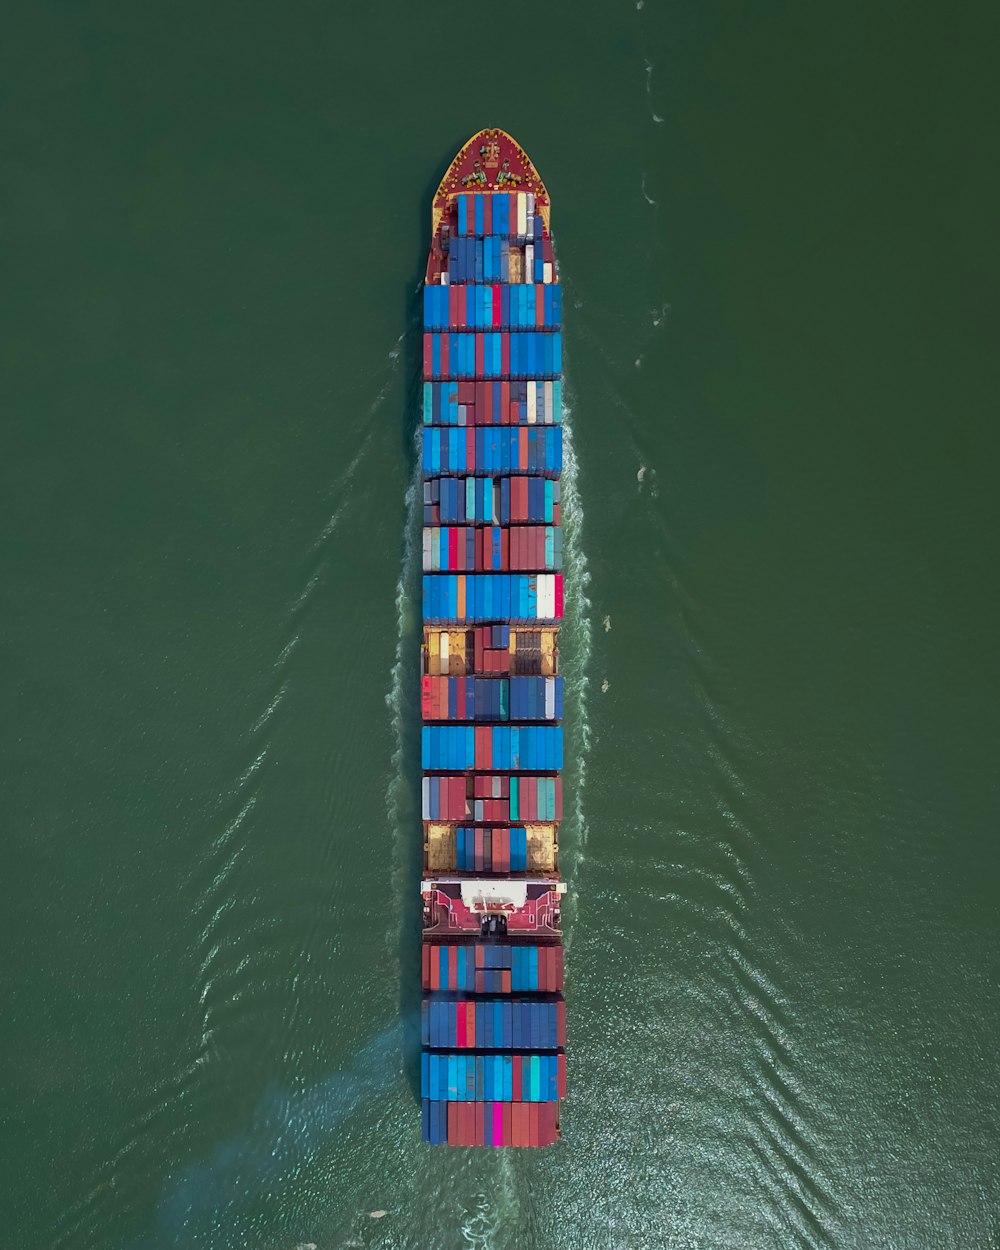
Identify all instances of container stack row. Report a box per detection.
[423,476,560,526]
[422,725,564,771]
[423,379,562,425]
[421,674,563,721]
[423,284,562,330]
[423,525,563,573]
[422,574,564,624]
[422,331,563,380]
[422,424,562,475]
[421,774,563,822]
[421,183,565,1147]
[454,191,541,239]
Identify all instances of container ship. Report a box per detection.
[419,130,566,1148]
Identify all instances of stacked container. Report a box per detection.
[420,131,566,1148]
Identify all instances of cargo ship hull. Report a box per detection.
[419,130,566,1147]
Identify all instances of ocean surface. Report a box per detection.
[4,2,999,1247]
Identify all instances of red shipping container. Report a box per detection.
[475,970,485,992]
[535,284,544,327]
[475,726,490,770]
[475,1100,485,1147]
[539,1103,557,1146]
[518,428,528,472]
[457,380,473,404]
[421,676,432,719]
[453,776,468,818]
[474,827,483,870]
[447,945,458,990]
[512,1054,522,1102]
[501,334,510,378]
[422,942,430,989]
[466,1000,476,1047]
[503,1101,512,1147]
[501,970,511,993]
[475,334,484,379]
[492,285,501,329]
[423,334,432,378]
[474,943,484,969]
[546,945,558,992]
[529,1104,538,1148]
[557,1053,567,1100]
[501,529,509,569]
[552,502,560,526]
[429,945,440,990]
[440,333,450,379]
[500,381,510,423]
[456,1002,466,1048]
[448,1103,460,1145]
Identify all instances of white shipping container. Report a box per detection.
[525,243,534,277]
[527,382,537,424]
[422,777,431,819]
[423,529,432,571]
[537,574,555,620]
[527,192,535,217]
[432,528,441,570]
[543,381,553,423]
[543,262,553,284]
[545,679,555,721]
[517,192,527,238]
[440,632,450,667]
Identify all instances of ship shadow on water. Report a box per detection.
[395,144,469,1107]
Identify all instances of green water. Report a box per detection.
[4,2,998,1247]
